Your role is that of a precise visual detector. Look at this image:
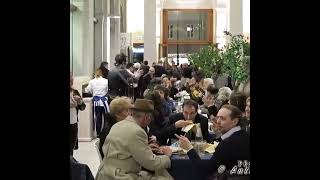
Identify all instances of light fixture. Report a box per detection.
[93,17,98,24]
[107,15,121,19]
[70,4,77,12]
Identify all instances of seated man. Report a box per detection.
[96,99,173,180]
[169,99,209,142]
[176,105,250,179]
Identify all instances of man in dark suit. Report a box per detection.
[176,104,250,179]
[154,61,167,77]
[107,53,130,98]
[169,99,209,142]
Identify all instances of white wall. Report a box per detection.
[144,0,157,63]
[70,0,94,77]
[70,0,94,93]
[243,0,250,34]
[127,0,144,33]
[228,0,243,35]
[163,0,216,9]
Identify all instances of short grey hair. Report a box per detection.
[218,87,232,100]
[131,110,152,119]
[133,63,141,69]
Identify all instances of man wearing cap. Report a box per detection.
[96,99,173,180]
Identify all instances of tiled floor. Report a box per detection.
[73,138,100,177]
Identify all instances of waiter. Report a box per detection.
[85,68,109,137]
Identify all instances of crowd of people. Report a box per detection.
[70,53,250,179]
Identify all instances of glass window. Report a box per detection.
[168,44,208,54]
[168,11,208,41]
[216,8,227,49]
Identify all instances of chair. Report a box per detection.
[70,156,95,180]
[94,138,103,164]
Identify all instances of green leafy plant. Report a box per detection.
[188,44,222,77]
[189,31,250,88]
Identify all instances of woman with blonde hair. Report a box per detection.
[85,68,109,137]
[98,96,133,158]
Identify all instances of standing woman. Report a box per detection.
[70,73,86,155]
[85,68,109,137]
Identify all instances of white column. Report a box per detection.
[228,0,243,35]
[83,0,94,76]
[94,0,104,69]
[144,0,157,64]
[104,0,121,69]
[109,17,121,68]
[243,0,250,35]
[71,0,94,78]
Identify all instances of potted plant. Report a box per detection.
[188,31,250,91]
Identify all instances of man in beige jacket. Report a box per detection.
[96,99,173,180]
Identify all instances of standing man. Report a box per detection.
[108,53,130,99]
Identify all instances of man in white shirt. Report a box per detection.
[85,69,109,137]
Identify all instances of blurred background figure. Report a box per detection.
[85,69,109,138]
[70,73,86,155]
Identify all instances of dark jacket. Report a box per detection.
[169,87,179,100]
[70,156,94,180]
[98,113,117,159]
[107,66,130,97]
[169,113,210,142]
[99,66,109,79]
[187,130,250,179]
[141,74,152,95]
[154,65,167,77]
[208,105,218,117]
[147,101,174,145]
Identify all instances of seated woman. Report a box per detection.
[98,97,133,159]
[168,72,180,100]
[154,85,175,117]
[213,87,232,111]
[185,71,205,105]
[143,77,162,97]
[144,90,170,145]
[229,92,247,116]
[229,92,250,132]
